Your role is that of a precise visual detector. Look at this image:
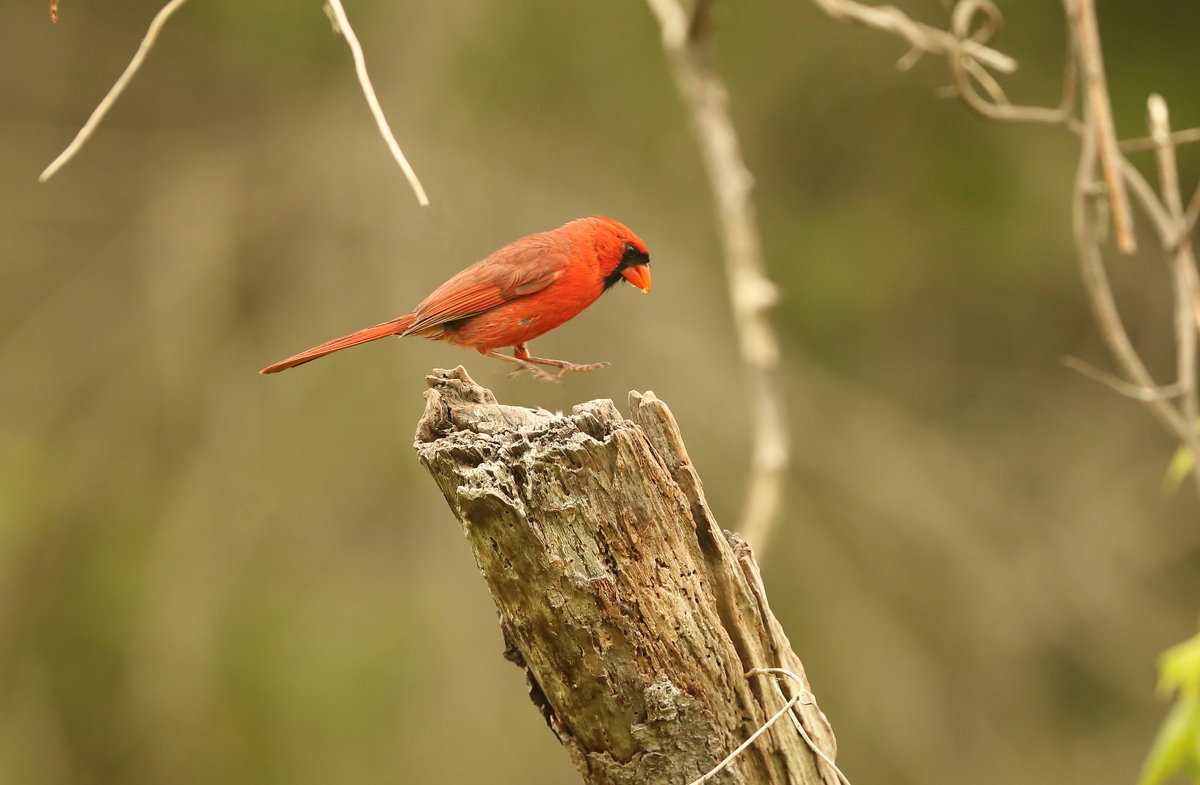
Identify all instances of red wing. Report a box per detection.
[401,238,568,336]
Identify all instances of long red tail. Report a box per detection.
[259,314,415,374]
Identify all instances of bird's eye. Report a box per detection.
[624,242,637,254]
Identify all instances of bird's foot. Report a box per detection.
[552,360,610,374]
[507,361,562,382]
[507,359,610,382]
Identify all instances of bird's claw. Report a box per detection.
[566,361,611,373]
[507,360,610,382]
[508,362,561,382]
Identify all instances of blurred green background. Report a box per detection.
[2,1,1198,784]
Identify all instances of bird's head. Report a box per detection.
[587,215,652,294]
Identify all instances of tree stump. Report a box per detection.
[414,367,839,785]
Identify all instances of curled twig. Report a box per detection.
[946,0,1075,125]
[810,0,1017,73]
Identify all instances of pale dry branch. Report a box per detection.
[1071,119,1195,450]
[809,0,1017,74]
[961,57,1007,104]
[1117,155,1177,246]
[39,0,192,182]
[814,0,1200,492]
[1067,0,1137,254]
[1185,185,1200,241]
[1120,126,1200,154]
[946,0,1075,126]
[41,1,429,208]
[1148,95,1200,488]
[323,0,429,206]
[1061,356,1184,403]
[644,0,788,550]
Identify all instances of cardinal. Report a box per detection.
[260,216,651,379]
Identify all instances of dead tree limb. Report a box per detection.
[413,367,840,785]
[644,0,788,553]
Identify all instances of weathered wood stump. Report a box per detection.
[414,367,838,785]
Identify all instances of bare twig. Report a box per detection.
[323,0,429,206]
[644,0,788,550]
[946,0,1075,125]
[684,694,804,785]
[1061,356,1184,402]
[1117,155,1177,246]
[1120,126,1200,153]
[1148,95,1200,491]
[39,0,192,182]
[1185,185,1200,241]
[749,668,853,785]
[1067,0,1136,254]
[1071,118,1193,444]
[42,1,429,208]
[814,0,1200,493]
[809,0,1017,74]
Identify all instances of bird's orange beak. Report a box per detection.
[621,264,651,293]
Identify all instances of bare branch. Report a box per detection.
[1067,0,1137,254]
[644,0,788,550]
[1148,96,1186,227]
[41,1,430,208]
[814,0,1200,493]
[1117,155,1176,247]
[1120,126,1200,153]
[946,0,1075,125]
[810,0,1017,74]
[39,0,192,182]
[1148,95,1200,491]
[1071,120,1192,442]
[1060,356,1184,402]
[1185,183,1200,242]
[323,0,429,206]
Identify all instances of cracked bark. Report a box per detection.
[413,367,838,785]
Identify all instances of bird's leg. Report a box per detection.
[512,344,610,378]
[484,345,609,381]
[484,348,560,382]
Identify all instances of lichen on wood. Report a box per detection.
[414,366,838,785]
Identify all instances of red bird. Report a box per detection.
[260,216,651,379]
